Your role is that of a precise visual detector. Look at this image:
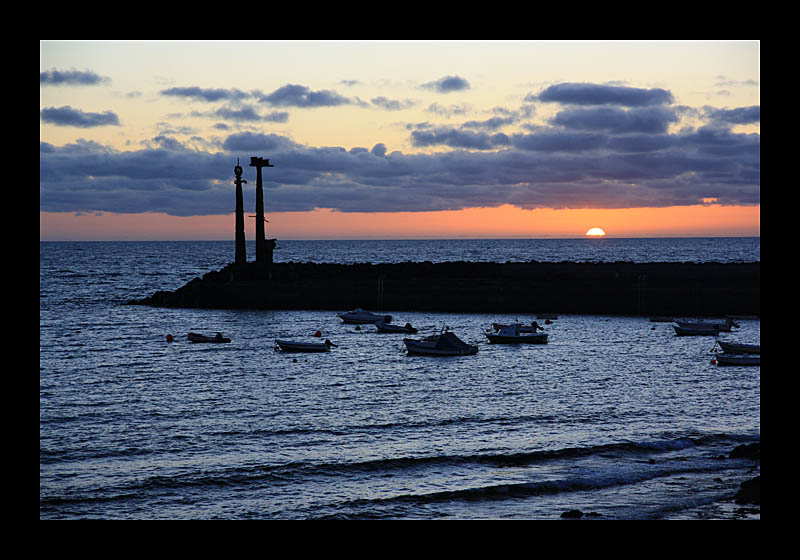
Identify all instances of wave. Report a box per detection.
[40,433,759,515]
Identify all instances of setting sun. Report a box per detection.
[586,227,607,237]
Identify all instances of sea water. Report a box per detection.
[40,239,760,519]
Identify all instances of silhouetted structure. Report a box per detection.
[233,160,247,265]
[250,156,274,267]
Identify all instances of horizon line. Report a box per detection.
[40,234,761,242]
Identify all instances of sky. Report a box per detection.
[40,40,760,240]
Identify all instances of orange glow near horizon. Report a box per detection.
[40,204,760,241]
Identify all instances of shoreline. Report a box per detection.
[131,260,760,317]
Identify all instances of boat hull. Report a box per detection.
[376,323,417,334]
[338,310,392,324]
[718,341,760,354]
[675,320,737,332]
[403,332,479,356]
[275,340,332,353]
[485,333,548,344]
[673,324,719,336]
[715,353,760,366]
[188,332,231,343]
[403,341,479,356]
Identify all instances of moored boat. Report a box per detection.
[275,339,337,353]
[491,321,543,333]
[676,318,739,332]
[403,328,478,356]
[714,353,760,366]
[673,323,720,336]
[188,332,231,343]
[717,341,760,354]
[338,309,392,324]
[375,321,417,334]
[485,323,548,344]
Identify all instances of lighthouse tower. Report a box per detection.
[249,156,274,267]
[233,159,247,265]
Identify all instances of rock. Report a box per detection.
[730,443,760,460]
[734,475,760,505]
[560,509,583,519]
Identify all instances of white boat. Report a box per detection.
[717,341,760,354]
[375,321,418,334]
[338,309,392,324]
[676,318,739,332]
[485,323,548,344]
[714,353,760,366]
[403,329,478,356]
[673,323,720,336]
[275,339,336,353]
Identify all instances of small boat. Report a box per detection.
[714,353,760,366]
[673,323,720,336]
[717,341,760,354]
[338,308,392,324]
[403,328,478,356]
[676,318,739,332]
[491,321,543,333]
[375,321,418,334]
[188,332,231,343]
[275,339,337,353]
[485,323,548,344]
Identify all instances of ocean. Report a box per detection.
[40,238,760,519]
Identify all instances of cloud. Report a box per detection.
[535,82,674,106]
[426,102,470,117]
[40,114,759,217]
[221,131,299,153]
[161,87,250,102]
[40,68,110,86]
[257,84,352,107]
[39,81,759,217]
[461,115,517,131]
[161,84,355,109]
[551,106,679,134]
[411,127,510,150]
[211,105,289,123]
[371,96,416,111]
[421,75,471,93]
[706,105,760,125]
[40,106,120,127]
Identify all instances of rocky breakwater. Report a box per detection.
[131,260,759,317]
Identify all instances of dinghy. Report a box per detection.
[188,332,231,343]
[717,341,760,354]
[276,339,336,353]
[375,321,417,334]
[714,353,760,366]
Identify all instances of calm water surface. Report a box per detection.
[40,240,760,519]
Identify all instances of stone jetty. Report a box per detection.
[131,260,759,317]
